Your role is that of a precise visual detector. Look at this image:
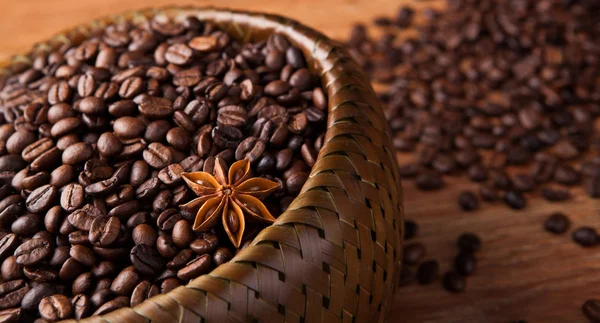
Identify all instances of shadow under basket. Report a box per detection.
[1,7,404,323]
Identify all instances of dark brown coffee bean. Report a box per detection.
[14,238,52,266]
[177,254,211,281]
[157,209,182,231]
[11,213,43,237]
[105,185,135,208]
[97,132,123,157]
[130,244,165,276]
[504,190,526,210]
[111,266,139,296]
[415,171,444,191]
[0,155,26,173]
[403,243,425,266]
[457,233,481,253]
[286,172,308,195]
[172,219,193,249]
[21,283,59,311]
[60,183,84,212]
[136,177,161,201]
[39,294,73,321]
[416,260,439,285]
[554,165,579,186]
[455,252,476,276]
[22,138,54,162]
[85,177,119,196]
[544,213,570,234]
[59,257,86,281]
[212,247,233,266]
[0,279,30,309]
[158,164,184,187]
[1,256,22,281]
[541,188,570,202]
[70,245,96,267]
[0,306,22,321]
[442,271,465,293]
[107,200,139,219]
[139,96,174,119]
[89,216,120,247]
[62,143,93,165]
[72,294,92,320]
[143,143,173,169]
[6,130,36,155]
[113,116,145,140]
[572,227,598,247]
[583,299,600,322]
[156,235,179,259]
[51,117,81,138]
[130,280,160,307]
[458,191,479,211]
[167,249,194,270]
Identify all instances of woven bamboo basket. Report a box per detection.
[0,6,404,323]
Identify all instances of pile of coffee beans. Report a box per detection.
[0,15,327,321]
[347,0,600,310]
[348,0,600,211]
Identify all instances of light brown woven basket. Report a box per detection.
[1,6,404,323]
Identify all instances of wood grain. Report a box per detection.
[0,0,596,322]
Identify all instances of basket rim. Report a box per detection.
[0,6,404,322]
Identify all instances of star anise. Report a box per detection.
[180,158,280,248]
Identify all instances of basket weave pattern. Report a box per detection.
[1,7,404,323]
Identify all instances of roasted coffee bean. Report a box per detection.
[89,216,120,247]
[136,177,161,201]
[0,155,26,173]
[416,260,439,285]
[14,238,52,266]
[132,223,157,247]
[1,256,22,281]
[157,209,182,231]
[504,191,526,210]
[0,279,30,309]
[72,272,94,295]
[177,254,211,281]
[455,253,476,276]
[22,138,54,162]
[85,177,119,196]
[105,185,135,208]
[158,164,184,187]
[442,271,465,293]
[7,130,37,155]
[457,191,479,212]
[97,132,123,157]
[130,280,160,307]
[156,235,179,259]
[541,188,570,202]
[572,227,598,247]
[0,237,19,259]
[108,200,139,219]
[39,294,73,321]
[457,233,481,253]
[70,245,96,267]
[130,244,165,276]
[403,220,418,240]
[143,143,173,169]
[111,266,139,296]
[62,143,93,165]
[582,299,600,322]
[72,294,92,320]
[11,213,43,237]
[139,97,174,119]
[114,116,145,139]
[415,171,444,191]
[130,160,150,187]
[544,213,570,234]
[21,283,59,311]
[167,249,193,270]
[59,257,86,281]
[403,243,425,266]
[61,183,84,212]
[172,219,193,249]
[212,247,233,266]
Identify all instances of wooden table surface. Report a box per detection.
[1,0,597,322]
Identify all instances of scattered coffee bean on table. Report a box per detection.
[458,191,479,212]
[544,213,570,234]
[582,299,600,322]
[0,15,328,321]
[442,271,465,293]
[347,0,600,213]
[572,227,598,247]
[417,260,439,285]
